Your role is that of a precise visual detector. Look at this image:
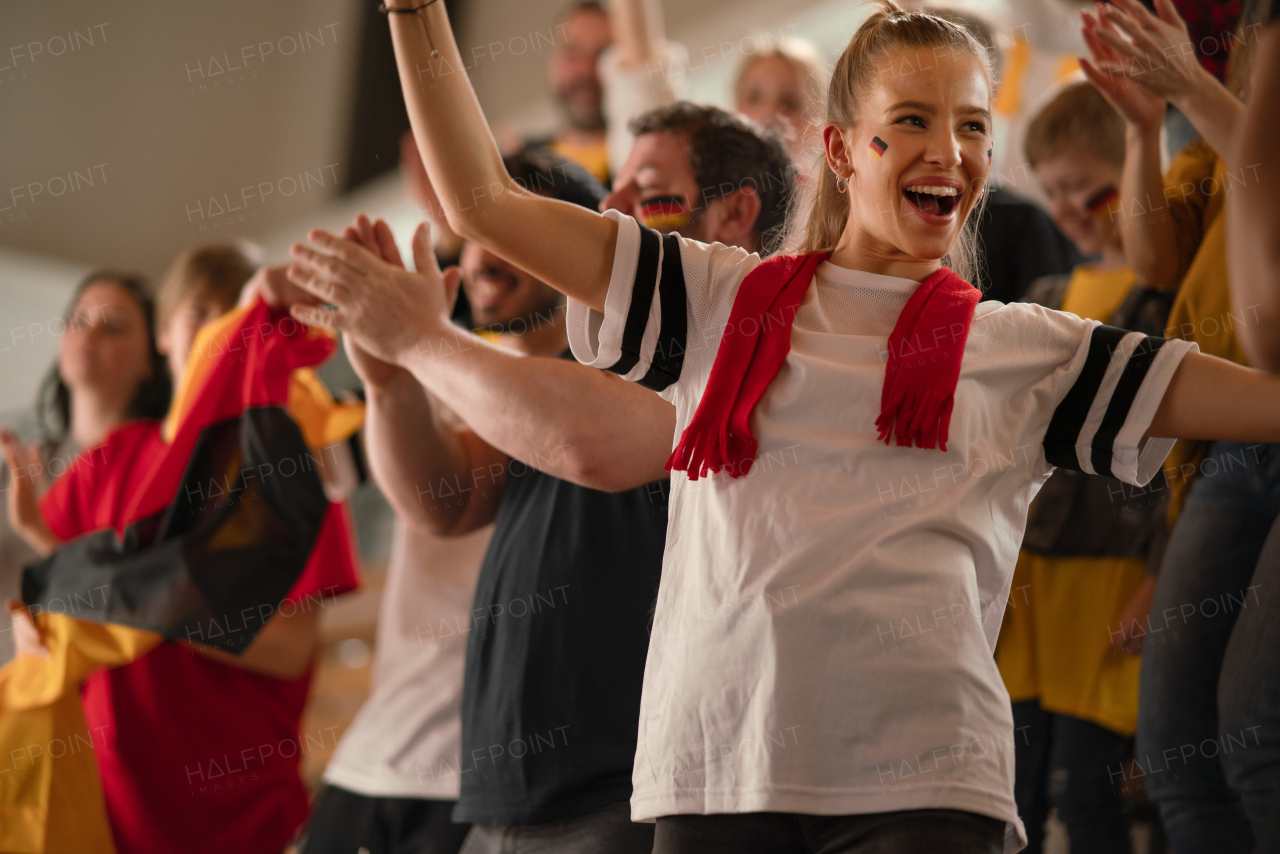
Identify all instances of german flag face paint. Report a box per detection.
[987,148,992,164]
[1085,185,1119,222]
[639,195,691,231]
[868,136,888,161]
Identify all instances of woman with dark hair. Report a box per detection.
[0,272,170,663]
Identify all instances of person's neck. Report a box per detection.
[501,306,570,357]
[557,126,605,149]
[68,386,130,448]
[1093,240,1129,273]
[826,226,942,282]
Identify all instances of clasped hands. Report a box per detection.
[281,214,463,385]
[1079,0,1215,130]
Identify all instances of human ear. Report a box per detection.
[711,188,763,249]
[823,124,853,182]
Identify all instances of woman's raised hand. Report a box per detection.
[1085,0,1208,104]
[0,429,59,558]
[1079,4,1167,132]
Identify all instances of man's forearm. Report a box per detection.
[403,322,675,492]
[363,368,478,534]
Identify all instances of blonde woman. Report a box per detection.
[733,39,828,164]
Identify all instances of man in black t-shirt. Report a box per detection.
[331,109,796,853]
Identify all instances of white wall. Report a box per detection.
[0,0,363,277]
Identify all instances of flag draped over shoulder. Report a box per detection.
[0,298,363,854]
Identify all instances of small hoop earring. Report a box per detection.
[835,174,850,194]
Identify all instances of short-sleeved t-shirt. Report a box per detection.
[567,210,1195,853]
[453,361,669,826]
[40,420,361,854]
[323,519,491,800]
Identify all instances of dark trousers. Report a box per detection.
[302,784,471,854]
[652,809,1005,854]
[459,800,654,854]
[1012,701,1133,854]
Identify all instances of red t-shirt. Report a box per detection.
[41,420,360,854]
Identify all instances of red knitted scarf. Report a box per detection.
[666,256,979,480]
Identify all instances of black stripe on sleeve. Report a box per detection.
[607,224,662,377]
[638,233,688,391]
[1043,324,1128,471]
[1089,335,1167,477]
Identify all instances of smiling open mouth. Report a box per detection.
[903,185,960,217]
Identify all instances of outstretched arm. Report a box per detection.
[290,219,675,492]
[1147,351,1280,442]
[1227,22,1280,370]
[385,1,616,311]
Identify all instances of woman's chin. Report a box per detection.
[896,234,955,266]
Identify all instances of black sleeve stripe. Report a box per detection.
[607,224,661,377]
[638,233,688,391]
[1043,324,1128,471]
[1089,335,1167,477]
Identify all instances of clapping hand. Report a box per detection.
[287,217,463,376]
[0,428,58,558]
[1079,1,1169,132]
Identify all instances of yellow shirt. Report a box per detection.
[995,265,1147,736]
[1159,140,1244,519]
[550,138,610,185]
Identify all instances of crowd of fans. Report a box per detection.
[3,1,1280,853]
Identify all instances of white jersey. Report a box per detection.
[323,519,490,800]
[567,210,1195,853]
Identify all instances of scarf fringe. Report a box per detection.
[877,385,954,451]
[668,420,759,480]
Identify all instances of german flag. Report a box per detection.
[639,195,690,231]
[868,136,888,161]
[1085,185,1119,223]
[0,297,362,852]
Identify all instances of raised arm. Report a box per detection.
[1147,350,1280,442]
[1094,0,1246,167]
[610,0,662,67]
[1081,0,1247,289]
[385,1,616,311]
[1080,8,1180,289]
[1227,21,1280,370]
[291,219,674,493]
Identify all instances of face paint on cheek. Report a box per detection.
[987,148,992,164]
[1085,184,1119,223]
[639,195,691,230]
[868,136,887,162]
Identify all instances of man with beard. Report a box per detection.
[289,108,793,853]
[532,0,678,186]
